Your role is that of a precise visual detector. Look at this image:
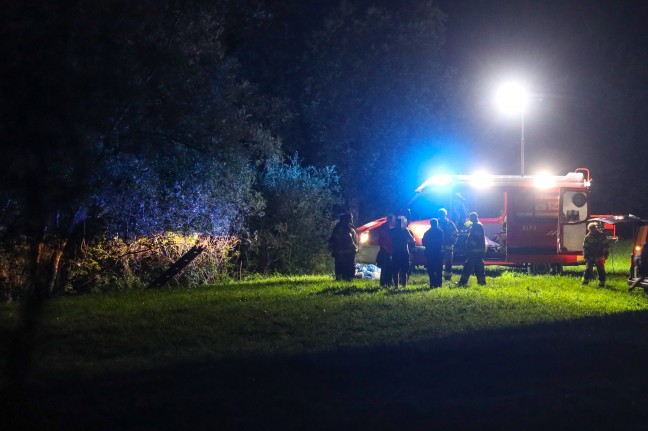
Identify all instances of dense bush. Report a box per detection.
[65,233,239,293]
[0,243,31,300]
[245,155,341,274]
[93,153,264,240]
[0,153,342,298]
[0,233,239,298]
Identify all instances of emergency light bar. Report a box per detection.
[415,171,587,193]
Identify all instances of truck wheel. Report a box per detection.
[528,262,552,275]
[550,264,563,275]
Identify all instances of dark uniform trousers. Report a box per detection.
[391,251,410,287]
[442,248,454,280]
[379,255,393,286]
[583,258,606,284]
[427,252,443,287]
[459,252,486,285]
[334,251,356,281]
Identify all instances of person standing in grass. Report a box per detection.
[437,208,458,281]
[423,218,444,288]
[376,214,395,287]
[389,217,415,288]
[630,242,648,291]
[329,213,359,281]
[457,212,486,286]
[582,222,610,287]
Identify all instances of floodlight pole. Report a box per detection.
[520,111,525,177]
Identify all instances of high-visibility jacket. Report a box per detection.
[582,230,610,261]
[438,217,458,250]
[466,221,486,255]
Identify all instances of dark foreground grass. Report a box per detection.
[3,269,648,430]
[1,271,646,377]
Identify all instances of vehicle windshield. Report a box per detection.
[409,187,505,224]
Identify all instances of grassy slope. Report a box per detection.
[2,241,648,430]
[1,270,646,379]
[1,272,648,382]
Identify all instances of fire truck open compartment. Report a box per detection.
[357,169,594,275]
[588,214,648,292]
[630,222,648,292]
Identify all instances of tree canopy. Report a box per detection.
[241,0,457,221]
[0,0,457,295]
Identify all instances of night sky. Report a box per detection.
[4,0,648,222]
[257,0,648,215]
[438,0,648,213]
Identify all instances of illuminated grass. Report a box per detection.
[2,267,648,381]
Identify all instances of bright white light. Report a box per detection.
[360,232,370,243]
[416,173,455,192]
[533,172,556,189]
[470,171,493,188]
[495,82,529,116]
[429,174,453,186]
[409,224,430,240]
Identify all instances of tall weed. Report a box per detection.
[66,233,238,293]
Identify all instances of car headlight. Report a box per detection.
[360,232,369,243]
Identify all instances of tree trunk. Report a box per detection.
[47,239,68,296]
[28,227,47,298]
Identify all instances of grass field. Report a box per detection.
[1,269,646,378]
[3,240,648,430]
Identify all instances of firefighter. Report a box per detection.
[376,214,396,287]
[328,213,359,281]
[629,242,648,291]
[422,218,444,288]
[389,217,415,288]
[494,221,507,250]
[582,222,610,287]
[451,193,467,229]
[437,208,458,281]
[457,212,486,286]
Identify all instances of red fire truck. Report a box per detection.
[357,168,598,274]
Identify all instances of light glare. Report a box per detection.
[409,223,430,240]
[533,173,556,189]
[470,172,493,188]
[496,82,529,115]
[429,174,453,186]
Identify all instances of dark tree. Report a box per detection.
[247,155,341,274]
[241,0,457,222]
[0,0,286,295]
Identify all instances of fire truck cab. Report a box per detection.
[357,169,594,274]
